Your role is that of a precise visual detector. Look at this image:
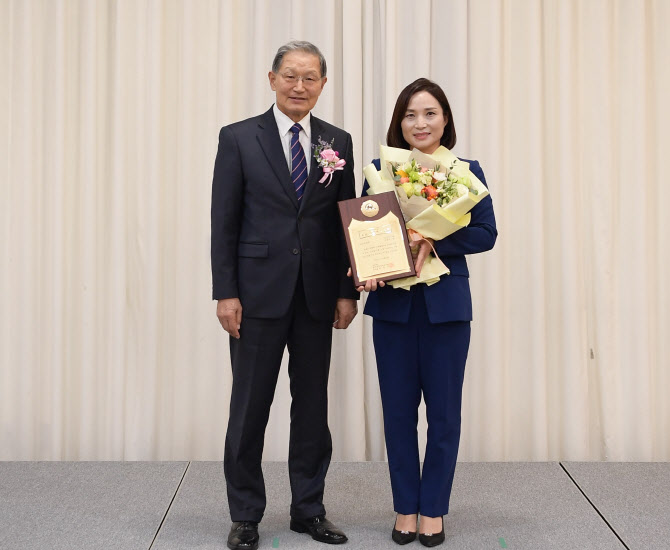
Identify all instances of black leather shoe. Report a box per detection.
[418,517,445,547]
[392,527,417,544]
[391,514,417,545]
[290,515,348,544]
[227,521,259,550]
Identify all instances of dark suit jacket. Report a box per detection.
[211,107,359,321]
[363,158,497,324]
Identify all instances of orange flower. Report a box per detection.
[421,185,438,201]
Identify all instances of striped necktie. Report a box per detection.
[290,123,307,202]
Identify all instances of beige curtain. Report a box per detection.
[1,0,668,461]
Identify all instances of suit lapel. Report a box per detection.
[256,108,299,210]
[300,116,324,208]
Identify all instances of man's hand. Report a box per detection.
[347,267,385,292]
[412,238,434,277]
[217,298,242,339]
[333,298,357,329]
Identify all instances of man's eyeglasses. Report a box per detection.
[278,73,322,86]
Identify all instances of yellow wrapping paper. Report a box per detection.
[362,163,395,195]
[362,145,488,289]
[388,254,448,290]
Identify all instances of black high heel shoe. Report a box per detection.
[391,514,417,545]
[418,516,445,547]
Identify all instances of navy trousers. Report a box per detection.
[372,285,470,517]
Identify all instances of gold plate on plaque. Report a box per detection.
[361,199,380,217]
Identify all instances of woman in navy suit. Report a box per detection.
[359,78,497,546]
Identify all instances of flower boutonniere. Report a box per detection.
[312,136,346,187]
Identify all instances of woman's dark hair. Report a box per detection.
[386,78,456,150]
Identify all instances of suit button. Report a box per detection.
[292,248,299,255]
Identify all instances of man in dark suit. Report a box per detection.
[211,41,358,550]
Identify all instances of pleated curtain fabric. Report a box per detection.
[1,0,669,462]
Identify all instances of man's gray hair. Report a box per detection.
[271,41,327,78]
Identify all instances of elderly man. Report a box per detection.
[211,41,358,550]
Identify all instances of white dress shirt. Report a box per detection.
[273,104,312,175]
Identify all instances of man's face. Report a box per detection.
[269,51,327,122]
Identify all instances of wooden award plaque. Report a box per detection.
[338,191,416,288]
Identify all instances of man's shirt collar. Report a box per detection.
[273,104,311,139]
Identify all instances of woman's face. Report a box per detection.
[400,91,448,154]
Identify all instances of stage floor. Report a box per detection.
[1,461,668,549]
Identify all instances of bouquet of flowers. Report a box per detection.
[393,158,477,207]
[363,145,488,289]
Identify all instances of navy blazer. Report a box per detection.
[211,107,359,321]
[363,158,497,324]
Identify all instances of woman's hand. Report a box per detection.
[347,267,385,292]
[411,237,434,277]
